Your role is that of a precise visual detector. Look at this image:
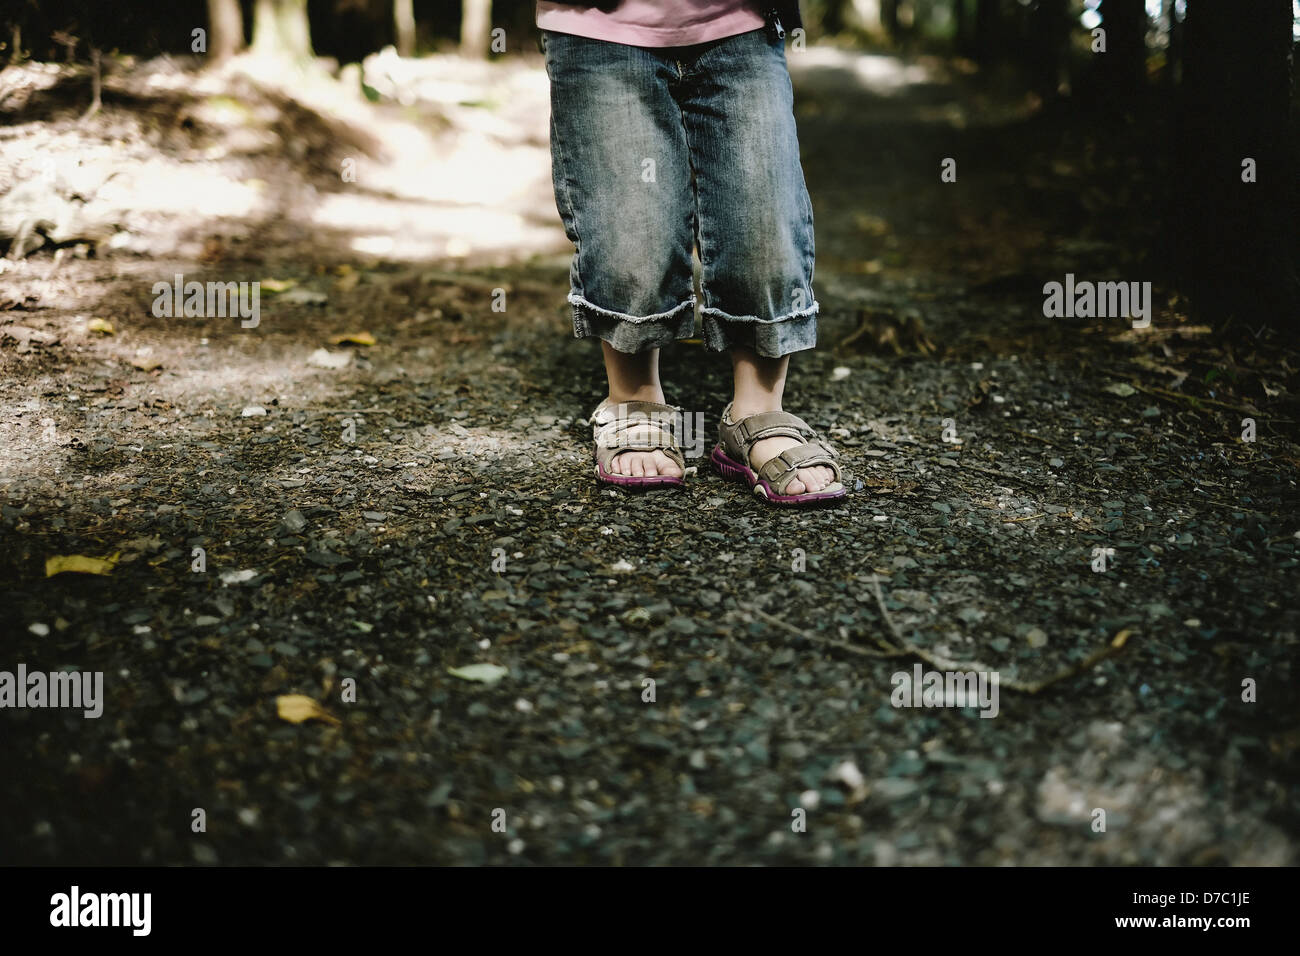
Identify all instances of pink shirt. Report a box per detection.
[536,1,766,48]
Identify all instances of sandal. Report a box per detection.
[590,398,688,489]
[712,402,847,505]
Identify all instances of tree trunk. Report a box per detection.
[822,0,850,35]
[206,0,245,61]
[252,0,314,63]
[1097,0,1147,98]
[953,0,970,54]
[881,0,900,41]
[1162,0,1181,88]
[974,0,1000,63]
[394,0,416,57]
[460,0,492,58]
[1027,0,1070,101]
[1177,0,1297,334]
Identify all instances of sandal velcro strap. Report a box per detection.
[595,418,675,450]
[730,410,818,447]
[758,440,842,489]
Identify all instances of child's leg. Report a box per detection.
[543,30,697,478]
[601,342,681,477]
[676,28,832,494]
[729,347,834,494]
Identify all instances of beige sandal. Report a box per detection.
[712,402,846,505]
[590,398,687,489]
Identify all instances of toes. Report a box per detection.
[794,467,834,493]
[785,477,807,495]
[610,451,683,479]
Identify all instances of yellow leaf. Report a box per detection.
[260,278,297,293]
[276,694,340,726]
[87,318,114,335]
[330,331,375,347]
[130,356,162,371]
[1111,628,1133,648]
[334,271,360,293]
[45,552,120,577]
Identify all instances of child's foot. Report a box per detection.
[713,402,845,505]
[727,404,835,495]
[591,396,686,487]
[602,392,683,478]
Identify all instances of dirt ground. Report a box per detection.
[1,45,1297,865]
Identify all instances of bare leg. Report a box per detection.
[728,346,834,495]
[601,341,682,478]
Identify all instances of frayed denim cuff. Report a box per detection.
[571,293,698,354]
[699,301,819,358]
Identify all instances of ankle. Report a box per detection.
[608,386,666,405]
[728,399,782,422]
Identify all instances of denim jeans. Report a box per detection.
[542,26,819,358]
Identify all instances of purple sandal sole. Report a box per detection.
[710,444,847,506]
[595,461,686,490]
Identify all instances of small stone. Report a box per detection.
[241,405,267,417]
[307,348,350,369]
[192,842,219,864]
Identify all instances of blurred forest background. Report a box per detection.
[2,1,1297,333]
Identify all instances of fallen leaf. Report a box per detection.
[87,318,114,335]
[447,663,508,685]
[1104,382,1136,397]
[330,331,376,346]
[130,356,162,371]
[260,278,297,293]
[334,271,361,293]
[275,694,341,726]
[45,552,120,577]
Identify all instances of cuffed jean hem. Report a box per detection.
[571,293,697,354]
[700,302,819,358]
